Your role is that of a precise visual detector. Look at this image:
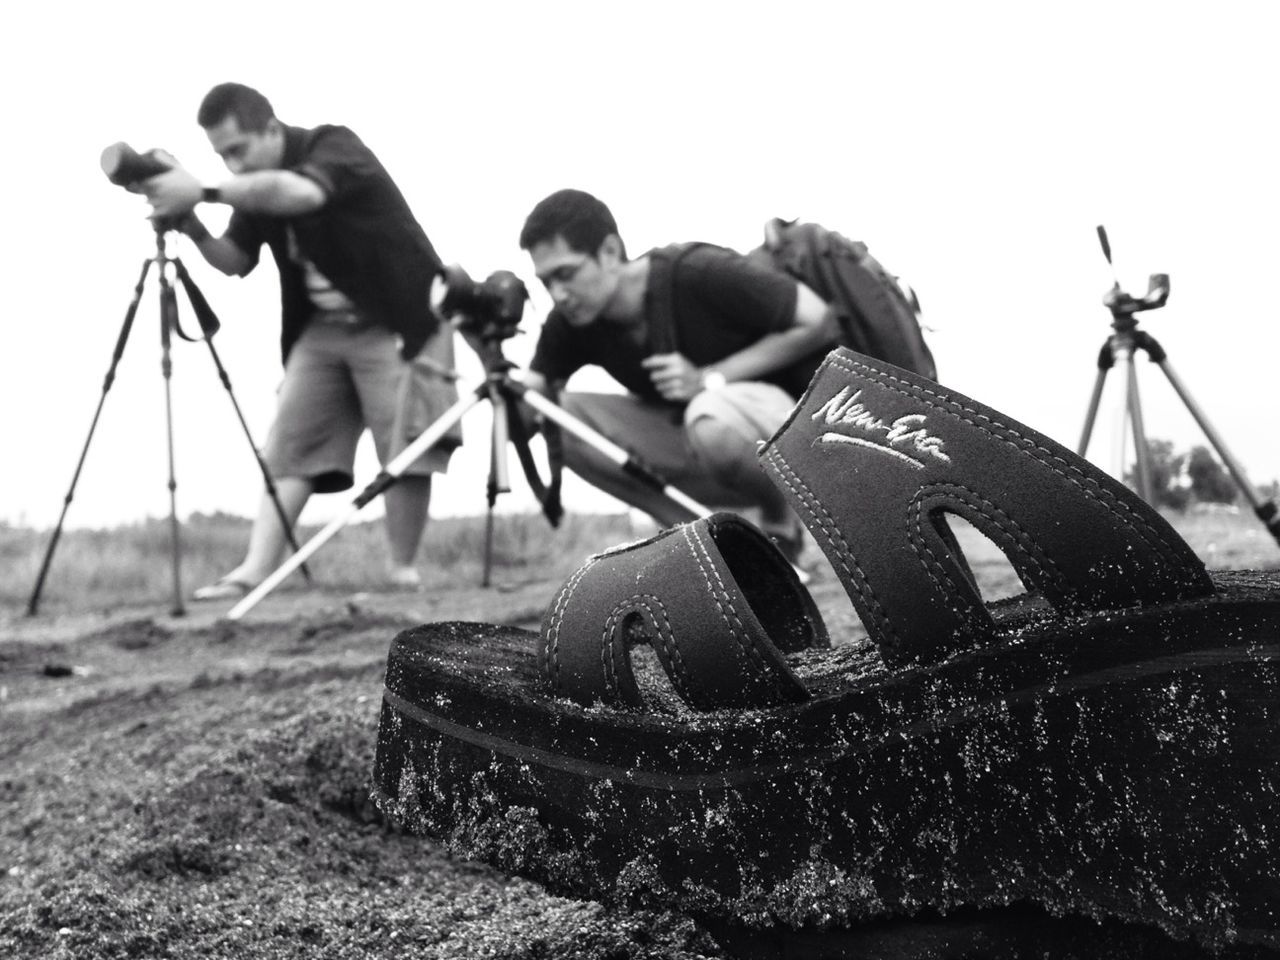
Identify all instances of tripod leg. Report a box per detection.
[159,270,186,617]
[1077,344,1113,457]
[227,388,487,620]
[516,387,712,519]
[27,259,154,616]
[1122,347,1155,504]
[483,384,512,588]
[1153,359,1280,545]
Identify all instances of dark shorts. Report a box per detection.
[264,322,462,493]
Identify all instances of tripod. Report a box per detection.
[27,225,311,617]
[225,327,711,621]
[1077,226,1280,546]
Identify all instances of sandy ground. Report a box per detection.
[2,517,1274,959]
[2,571,790,959]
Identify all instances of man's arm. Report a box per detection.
[643,283,837,401]
[704,282,834,379]
[171,214,252,276]
[141,163,327,276]
[144,166,326,219]
[215,171,327,216]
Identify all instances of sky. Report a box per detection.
[3,1,1278,535]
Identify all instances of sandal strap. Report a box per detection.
[760,348,1213,667]
[538,513,829,711]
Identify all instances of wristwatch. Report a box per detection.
[201,186,222,203]
[701,370,728,392]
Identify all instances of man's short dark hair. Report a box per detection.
[519,189,625,258]
[198,83,276,132]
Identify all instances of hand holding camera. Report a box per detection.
[142,167,203,219]
[101,142,203,223]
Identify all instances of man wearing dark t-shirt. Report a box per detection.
[139,83,459,598]
[519,189,836,553]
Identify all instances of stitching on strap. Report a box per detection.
[683,523,802,702]
[907,498,977,629]
[764,446,901,648]
[598,594,694,704]
[599,604,625,699]
[543,560,594,692]
[631,593,695,704]
[911,482,1068,599]
[681,525,772,686]
[827,353,1192,571]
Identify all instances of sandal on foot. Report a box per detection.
[191,577,254,601]
[373,348,1280,954]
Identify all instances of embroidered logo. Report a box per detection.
[810,387,950,469]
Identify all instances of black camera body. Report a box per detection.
[101,142,172,188]
[431,265,528,341]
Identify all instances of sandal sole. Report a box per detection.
[373,574,1280,952]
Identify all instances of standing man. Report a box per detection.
[141,82,459,598]
[518,189,837,558]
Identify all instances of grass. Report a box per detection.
[4,504,1276,618]
[2,511,641,616]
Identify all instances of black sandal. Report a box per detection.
[374,348,1280,956]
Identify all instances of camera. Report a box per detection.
[430,265,528,341]
[100,142,172,188]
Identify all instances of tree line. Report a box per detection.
[1130,440,1276,510]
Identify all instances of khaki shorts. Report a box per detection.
[264,321,462,493]
[557,382,796,506]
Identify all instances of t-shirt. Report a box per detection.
[530,244,807,404]
[286,224,358,317]
[225,124,443,363]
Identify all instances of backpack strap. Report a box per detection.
[645,243,688,355]
[646,242,731,356]
[503,392,563,527]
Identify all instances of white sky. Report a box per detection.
[3,1,1278,532]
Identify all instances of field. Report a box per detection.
[1,508,1276,959]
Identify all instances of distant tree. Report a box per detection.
[1186,445,1237,504]
[1126,438,1190,510]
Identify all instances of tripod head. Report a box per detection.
[1096,225,1170,332]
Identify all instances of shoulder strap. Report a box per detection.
[504,395,563,527]
[169,258,221,342]
[645,242,718,355]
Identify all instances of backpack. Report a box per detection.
[747,218,936,380]
[647,221,936,387]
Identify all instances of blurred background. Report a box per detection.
[4,0,1276,532]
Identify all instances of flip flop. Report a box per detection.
[191,577,253,601]
[373,348,1280,955]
